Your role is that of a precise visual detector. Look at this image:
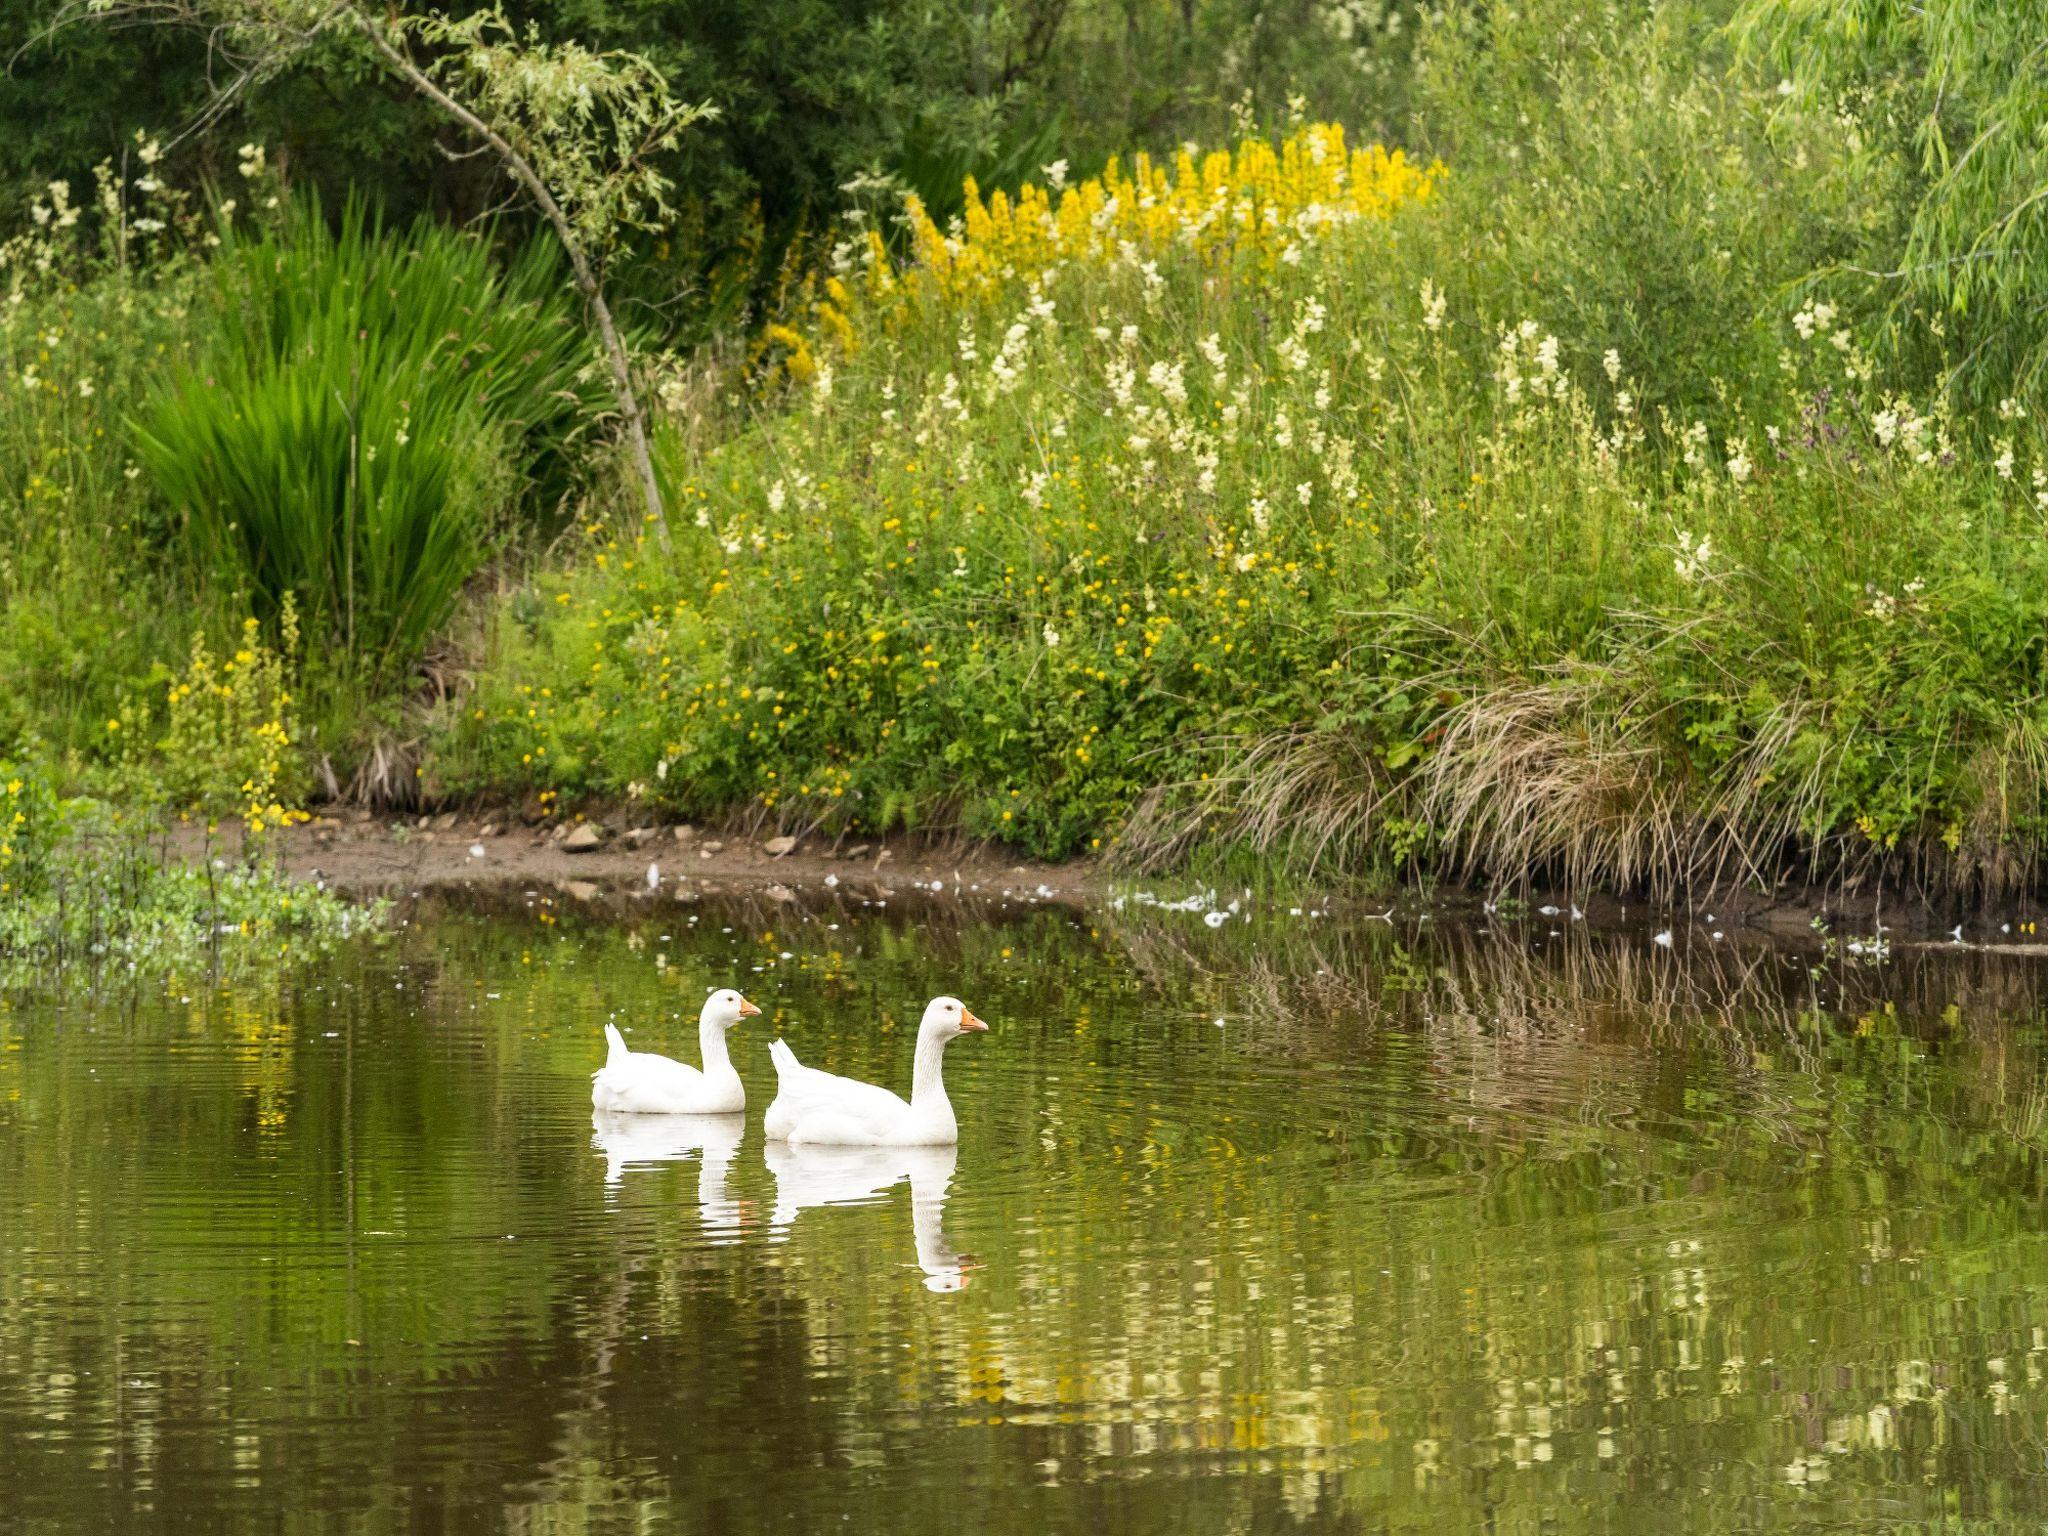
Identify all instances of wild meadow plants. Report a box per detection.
[438,113,2048,899]
[0,751,373,981]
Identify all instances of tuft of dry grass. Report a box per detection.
[1414,666,1695,894]
[1112,723,1392,876]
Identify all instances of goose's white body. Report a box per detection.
[763,996,987,1146]
[591,989,758,1115]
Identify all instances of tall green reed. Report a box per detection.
[137,196,598,694]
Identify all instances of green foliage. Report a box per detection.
[0,755,376,976]
[432,104,2048,897]
[0,150,228,769]
[135,195,599,692]
[1409,0,1877,425]
[124,600,308,831]
[1733,0,2048,410]
[10,0,1437,336]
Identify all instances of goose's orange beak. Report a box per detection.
[738,997,762,1018]
[960,1009,988,1033]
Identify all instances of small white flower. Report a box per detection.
[1419,278,1446,332]
[1042,623,1060,648]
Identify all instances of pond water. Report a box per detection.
[6,886,2048,1532]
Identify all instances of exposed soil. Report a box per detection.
[172,809,1098,908]
[167,807,2048,955]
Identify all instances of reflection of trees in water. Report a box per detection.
[11,898,2048,1527]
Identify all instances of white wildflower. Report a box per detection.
[1419,278,1446,332]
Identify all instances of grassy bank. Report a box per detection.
[427,111,2048,900]
[7,0,2048,912]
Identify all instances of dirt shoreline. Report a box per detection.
[174,809,1100,908]
[161,808,2048,955]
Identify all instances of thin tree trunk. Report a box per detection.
[352,14,672,550]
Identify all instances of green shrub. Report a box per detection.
[136,197,599,694]
[433,111,2048,900]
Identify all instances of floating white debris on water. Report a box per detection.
[824,873,839,887]
[646,863,660,889]
[469,843,487,859]
[1538,904,1561,917]
[1653,930,1674,948]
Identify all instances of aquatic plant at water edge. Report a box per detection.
[0,757,378,979]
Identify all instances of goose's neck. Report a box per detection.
[698,1019,736,1080]
[909,1030,953,1117]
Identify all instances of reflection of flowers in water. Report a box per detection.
[762,1141,977,1292]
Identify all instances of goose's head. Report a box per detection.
[701,988,762,1030]
[921,995,988,1041]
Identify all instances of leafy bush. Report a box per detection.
[1734,0,2048,411]
[434,111,2048,900]
[0,149,222,767]
[122,599,308,833]
[136,197,599,693]
[1407,0,1877,427]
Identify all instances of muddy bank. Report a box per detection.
[174,809,1098,909]
[162,808,2048,958]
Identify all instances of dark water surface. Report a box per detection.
[7,888,2048,1532]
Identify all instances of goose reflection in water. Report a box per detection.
[590,1109,749,1240]
[763,1141,977,1292]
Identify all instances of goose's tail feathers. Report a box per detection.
[768,1037,803,1080]
[602,1022,630,1071]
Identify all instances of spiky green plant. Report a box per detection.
[136,196,597,692]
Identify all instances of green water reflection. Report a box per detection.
[5,890,2048,1532]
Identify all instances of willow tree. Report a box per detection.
[73,0,711,546]
[1735,0,2048,409]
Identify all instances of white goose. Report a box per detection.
[764,996,987,1145]
[591,988,759,1114]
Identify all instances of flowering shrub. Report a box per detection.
[432,106,2048,897]
[0,762,66,900]
[764,123,1439,382]
[132,599,309,835]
